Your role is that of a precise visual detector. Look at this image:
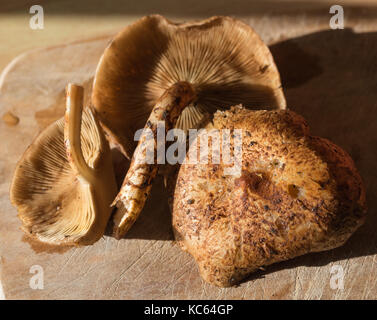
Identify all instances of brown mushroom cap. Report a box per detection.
[172,106,367,287]
[10,84,117,245]
[92,14,286,158]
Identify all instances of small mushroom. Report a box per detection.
[92,14,286,158]
[172,106,367,287]
[10,84,117,245]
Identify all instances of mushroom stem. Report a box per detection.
[112,81,196,239]
[64,83,96,184]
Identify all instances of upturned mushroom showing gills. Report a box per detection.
[171,106,367,287]
[92,14,286,159]
[92,14,286,238]
[10,84,117,245]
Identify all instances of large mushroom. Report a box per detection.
[92,15,286,238]
[92,14,286,158]
[10,84,117,245]
[171,106,367,287]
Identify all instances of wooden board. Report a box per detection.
[1,12,377,299]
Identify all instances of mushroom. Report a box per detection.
[10,84,117,245]
[171,106,367,287]
[92,14,286,158]
[92,15,286,238]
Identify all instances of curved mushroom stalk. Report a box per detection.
[64,84,98,184]
[10,84,117,246]
[112,81,196,239]
[64,84,118,244]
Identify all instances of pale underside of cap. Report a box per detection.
[92,14,286,158]
[10,108,108,245]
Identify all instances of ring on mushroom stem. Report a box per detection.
[10,84,118,245]
[112,81,196,239]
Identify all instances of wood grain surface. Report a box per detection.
[0,3,376,299]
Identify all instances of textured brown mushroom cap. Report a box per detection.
[10,90,117,246]
[92,14,286,158]
[172,106,367,287]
